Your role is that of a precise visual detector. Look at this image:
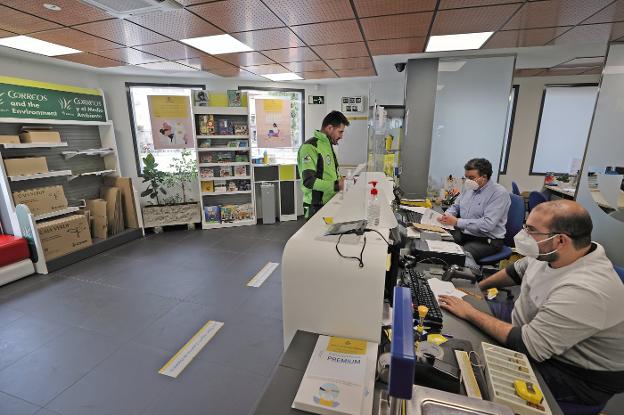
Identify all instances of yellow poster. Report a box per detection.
[256,98,292,148]
[147,95,193,150]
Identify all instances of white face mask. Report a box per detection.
[464,179,479,191]
[513,229,560,259]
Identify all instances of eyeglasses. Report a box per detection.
[522,224,557,236]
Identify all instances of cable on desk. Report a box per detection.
[335,233,367,268]
[416,256,449,267]
[363,228,391,246]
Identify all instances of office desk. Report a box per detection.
[544,185,576,200]
[252,270,563,415]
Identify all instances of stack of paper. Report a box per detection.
[292,336,377,415]
[428,278,467,299]
[425,240,464,254]
[421,208,455,230]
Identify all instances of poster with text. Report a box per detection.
[255,98,292,148]
[147,95,193,150]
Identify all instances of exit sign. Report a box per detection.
[308,95,325,104]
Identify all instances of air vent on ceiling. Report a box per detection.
[79,0,182,18]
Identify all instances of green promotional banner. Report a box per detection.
[0,76,106,122]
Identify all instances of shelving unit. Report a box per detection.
[1,142,68,149]
[192,99,256,229]
[62,148,114,159]
[68,169,116,181]
[34,207,80,221]
[8,170,73,182]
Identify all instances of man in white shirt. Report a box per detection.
[439,200,624,408]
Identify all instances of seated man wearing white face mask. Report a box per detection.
[439,200,624,408]
[438,158,510,262]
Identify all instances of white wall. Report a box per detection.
[499,74,600,193]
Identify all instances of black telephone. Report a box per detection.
[413,338,472,394]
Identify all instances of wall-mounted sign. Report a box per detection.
[147,95,193,150]
[308,95,325,105]
[255,98,292,148]
[341,96,365,113]
[0,76,106,122]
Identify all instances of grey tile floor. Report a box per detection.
[0,219,305,415]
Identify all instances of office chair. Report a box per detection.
[528,191,548,212]
[477,193,525,267]
[511,181,521,196]
[614,265,624,283]
[557,401,606,415]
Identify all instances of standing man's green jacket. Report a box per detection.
[298,130,340,218]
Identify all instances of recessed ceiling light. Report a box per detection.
[426,32,493,53]
[180,34,252,55]
[262,73,303,81]
[43,3,62,11]
[0,35,80,56]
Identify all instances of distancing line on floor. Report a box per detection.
[247,262,279,287]
[159,320,224,378]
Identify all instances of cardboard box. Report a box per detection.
[0,135,20,144]
[86,199,108,240]
[36,215,92,261]
[4,157,48,176]
[12,185,68,216]
[19,129,61,143]
[103,177,139,228]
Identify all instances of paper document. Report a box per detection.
[421,208,454,230]
[406,227,421,239]
[428,278,466,299]
[426,240,464,255]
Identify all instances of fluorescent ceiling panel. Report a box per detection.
[0,35,81,56]
[426,32,493,53]
[262,72,303,81]
[180,34,252,55]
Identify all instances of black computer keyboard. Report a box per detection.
[404,268,444,331]
[401,209,422,224]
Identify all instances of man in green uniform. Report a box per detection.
[298,111,350,218]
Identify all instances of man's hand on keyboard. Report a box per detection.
[438,295,476,320]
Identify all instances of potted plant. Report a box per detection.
[140,151,201,228]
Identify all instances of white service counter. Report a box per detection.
[281,172,397,348]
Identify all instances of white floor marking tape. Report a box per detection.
[158,320,224,378]
[247,262,279,287]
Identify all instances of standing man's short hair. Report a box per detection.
[322,111,350,128]
[464,158,493,179]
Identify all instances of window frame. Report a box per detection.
[499,84,519,175]
[529,83,599,176]
[125,82,205,177]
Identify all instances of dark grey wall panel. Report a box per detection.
[280,181,295,215]
[402,59,439,198]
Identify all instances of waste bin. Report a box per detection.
[261,183,276,224]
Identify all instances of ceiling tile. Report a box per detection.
[504,0,614,30]
[291,20,363,45]
[174,0,211,5]
[0,0,111,26]
[550,22,624,45]
[583,1,624,24]
[337,68,376,77]
[188,0,284,32]
[208,66,251,77]
[263,0,354,25]
[539,67,594,76]
[54,52,124,68]
[312,42,369,59]
[0,28,14,38]
[514,68,547,77]
[75,19,169,47]
[0,4,61,34]
[263,47,319,62]
[232,28,305,50]
[176,55,237,70]
[242,63,289,75]
[92,47,163,64]
[361,12,433,40]
[134,41,207,61]
[218,51,273,66]
[284,60,330,72]
[432,3,521,35]
[128,9,222,40]
[354,0,436,17]
[440,0,523,9]
[136,61,199,71]
[326,56,374,70]
[557,56,605,67]
[581,67,604,75]
[368,37,426,55]
[298,70,337,79]
[31,28,122,52]
[483,27,570,49]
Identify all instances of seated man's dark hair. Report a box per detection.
[464,158,493,180]
[322,111,350,128]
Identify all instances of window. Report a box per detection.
[126,83,203,175]
[499,85,518,174]
[239,87,304,165]
[530,85,598,175]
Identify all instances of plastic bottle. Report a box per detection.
[263,150,269,164]
[344,169,354,193]
[366,181,380,227]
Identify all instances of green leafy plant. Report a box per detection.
[163,149,198,204]
[141,153,167,205]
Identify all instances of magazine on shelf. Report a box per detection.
[218,119,234,135]
[200,167,215,178]
[204,205,220,223]
[292,335,377,415]
[219,166,233,177]
[201,181,214,192]
[227,90,242,107]
[193,90,209,106]
[234,123,248,135]
[234,166,247,177]
[227,181,238,192]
